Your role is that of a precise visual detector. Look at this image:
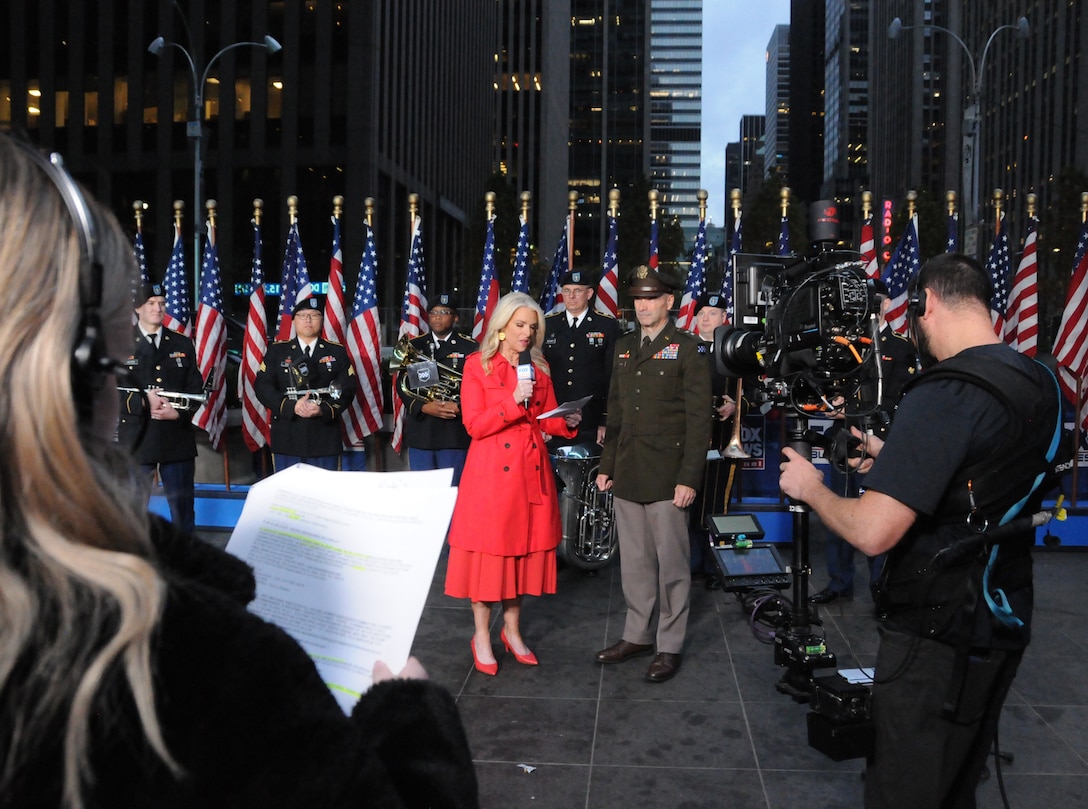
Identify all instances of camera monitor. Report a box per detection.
[710,543,790,592]
[705,513,765,544]
[731,254,796,327]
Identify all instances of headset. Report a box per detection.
[906,276,927,319]
[13,139,122,426]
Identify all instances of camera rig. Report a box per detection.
[709,246,886,761]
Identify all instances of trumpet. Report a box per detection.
[721,378,750,459]
[118,386,209,411]
[286,379,343,402]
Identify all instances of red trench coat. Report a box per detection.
[447,353,575,556]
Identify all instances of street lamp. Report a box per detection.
[888,15,1029,256]
[148,34,282,301]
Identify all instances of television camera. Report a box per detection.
[708,206,889,762]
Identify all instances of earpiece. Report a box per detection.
[907,279,927,318]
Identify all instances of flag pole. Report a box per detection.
[205,198,232,487]
[567,190,578,270]
[1073,193,1088,506]
[134,199,146,233]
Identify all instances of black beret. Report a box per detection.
[292,296,324,316]
[560,268,596,287]
[428,293,457,311]
[139,282,165,301]
[695,293,726,313]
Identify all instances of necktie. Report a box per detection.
[149,333,158,349]
[304,344,312,358]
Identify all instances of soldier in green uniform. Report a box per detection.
[594,265,712,683]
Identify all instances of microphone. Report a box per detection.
[517,350,535,407]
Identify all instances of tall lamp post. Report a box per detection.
[888,15,1028,257]
[148,34,282,300]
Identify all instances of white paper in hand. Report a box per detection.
[225,465,456,713]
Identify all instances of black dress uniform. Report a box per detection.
[542,307,618,447]
[255,337,357,460]
[118,324,204,535]
[397,330,478,451]
[118,326,204,463]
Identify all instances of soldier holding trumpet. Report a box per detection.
[117,282,205,535]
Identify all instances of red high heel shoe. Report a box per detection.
[471,637,498,676]
[500,629,539,666]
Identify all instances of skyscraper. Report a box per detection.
[649,0,703,240]
[764,24,791,182]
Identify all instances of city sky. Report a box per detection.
[700,0,791,225]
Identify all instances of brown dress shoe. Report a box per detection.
[595,639,654,664]
[645,652,681,682]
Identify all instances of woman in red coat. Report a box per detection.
[444,292,581,675]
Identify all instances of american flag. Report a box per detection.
[648,218,660,269]
[473,214,499,341]
[860,214,879,280]
[882,214,921,335]
[595,212,619,316]
[162,222,191,337]
[391,217,429,453]
[342,221,385,444]
[1005,215,1039,356]
[192,223,227,450]
[777,214,791,256]
[986,213,1012,337]
[539,225,567,315]
[239,215,270,452]
[131,228,150,323]
[275,221,312,340]
[1054,218,1088,432]
[323,214,347,344]
[511,214,531,294]
[675,216,707,333]
[947,211,959,253]
[720,210,742,320]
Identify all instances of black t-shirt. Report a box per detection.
[864,344,1024,517]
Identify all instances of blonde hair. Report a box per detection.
[0,136,177,807]
[478,291,550,375]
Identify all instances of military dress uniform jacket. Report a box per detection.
[396,331,478,451]
[599,320,712,503]
[255,338,357,458]
[118,326,204,464]
[543,309,618,444]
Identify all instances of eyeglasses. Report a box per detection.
[295,312,322,321]
[429,308,455,316]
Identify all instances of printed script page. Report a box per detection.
[226,465,456,713]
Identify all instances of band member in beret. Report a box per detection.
[255,296,357,472]
[543,268,618,449]
[118,282,205,535]
[595,265,712,683]
[397,293,478,485]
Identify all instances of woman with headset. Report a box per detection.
[0,134,478,809]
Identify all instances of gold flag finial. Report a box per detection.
[696,189,708,222]
[173,200,185,230]
[730,188,742,217]
[253,198,264,226]
[1025,192,1037,219]
[906,190,917,218]
[861,190,872,219]
[993,188,1005,232]
[648,188,659,221]
[568,190,579,213]
[946,190,957,217]
[520,190,531,221]
[608,188,620,217]
[287,195,299,226]
[780,186,791,218]
[133,200,148,231]
[332,195,344,220]
[364,197,375,228]
[484,191,496,221]
[1081,192,1088,224]
[206,199,217,232]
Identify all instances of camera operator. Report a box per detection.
[779,253,1062,809]
[810,279,917,607]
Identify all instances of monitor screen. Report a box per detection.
[706,513,764,539]
[714,546,785,577]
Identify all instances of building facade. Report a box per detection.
[2,0,498,325]
[763,24,791,182]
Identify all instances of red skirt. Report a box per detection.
[444,546,557,602]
